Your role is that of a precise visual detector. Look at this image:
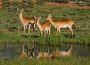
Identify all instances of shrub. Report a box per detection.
[45,0,69,3]
[36,0,45,5]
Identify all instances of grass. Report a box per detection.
[0,4,90,45]
[0,56,90,65]
[0,4,90,65]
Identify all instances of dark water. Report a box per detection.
[0,43,90,59]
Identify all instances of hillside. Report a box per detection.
[0,3,90,45]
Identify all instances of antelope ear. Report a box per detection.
[17,8,20,12]
[39,16,41,19]
[48,14,51,16]
[21,9,24,11]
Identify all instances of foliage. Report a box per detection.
[0,3,90,65]
[36,0,45,5]
[0,4,90,45]
[3,0,10,9]
[21,0,34,9]
[0,57,90,65]
[47,0,69,2]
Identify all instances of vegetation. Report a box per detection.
[0,57,90,65]
[0,4,90,45]
[0,1,90,65]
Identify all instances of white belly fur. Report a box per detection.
[62,25,68,28]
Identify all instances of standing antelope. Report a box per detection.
[47,14,74,36]
[17,9,37,33]
[36,17,51,35]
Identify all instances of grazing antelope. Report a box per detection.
[50,46,72,58]
[19,44,27,59]
[36,17,51,35]
[36,51,49,59]
[17,9,37,33]
[47,14,74,36]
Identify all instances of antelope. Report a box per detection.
[19,44,27,59]
[50,46,73,58]
[47,14,74,36]
[36,51,49,59]
[17,9,37,33]
[36,16,51,35]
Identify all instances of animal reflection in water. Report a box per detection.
[19,45,73,59]
[19,44,27,59]
[49,46,72,59]
[36,52,49,59]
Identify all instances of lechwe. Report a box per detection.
[47,14,74,36]
[17,9,37,33]
[36,17,51,35]
[50,46,73,58]
[36,51,49,59]
[19,44,27,59]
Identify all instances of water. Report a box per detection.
[0,43,90,59]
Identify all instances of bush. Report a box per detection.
[3,0,10,9]
[18,0,34,9]
[36,0,45,5]
[2,0,35,10]
[45,0,69,3]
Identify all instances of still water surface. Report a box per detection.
[0,43,90,59]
